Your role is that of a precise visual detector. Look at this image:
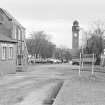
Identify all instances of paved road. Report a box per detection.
[0,64,75,105]
[1,64,105,105]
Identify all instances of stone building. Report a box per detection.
[0,8,28,74]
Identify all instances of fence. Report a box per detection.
[78,53,105,76]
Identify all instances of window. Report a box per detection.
[2,47,6,60]
[9,47,13,59]
[18,28,21,40]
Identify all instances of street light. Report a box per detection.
[79,28,85,68]
[79,28,84,52]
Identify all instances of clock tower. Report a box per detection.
[72,20,80,49]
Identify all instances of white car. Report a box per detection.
[47,58,61,64]
[28,58,35,64]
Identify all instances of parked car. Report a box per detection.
[94,57,101,65]
[47,58,62,64]
[39,59,47,64]
[62,59,68,63]
[35,59,47,64]
[56,59,62,63]
[72,61,79,65]
[46,58,52,63]
[72,58,80,65]
[28,58,35,64]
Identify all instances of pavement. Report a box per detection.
[53,74,105,105]
[16,82,60,105]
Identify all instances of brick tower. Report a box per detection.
[72,20,80,49]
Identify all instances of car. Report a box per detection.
[94,57,101,65]
[72,58,80,65]
[40,59,47,64]
[47,58,54,63]
[72,61,79,65]
[35,59,47,64]
[28,58,35,64]
[62,59,68,63]
[47,58,62,64]
[56,59,62,63]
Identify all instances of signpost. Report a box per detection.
[92,53,94,75]
[79,53,96,76]
[79,53,81,76]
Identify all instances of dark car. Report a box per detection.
[94,57,101,65]
[72,58,80,65]
[72,61,79,65]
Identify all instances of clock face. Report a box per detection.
[74,33,77,37]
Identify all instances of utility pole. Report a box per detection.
[79,28,84,68]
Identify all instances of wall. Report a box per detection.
[0,42,16,75]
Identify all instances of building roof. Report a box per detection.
[0,33,17,43]
[0,8,25,29]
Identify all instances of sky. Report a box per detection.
[0,0,105,48]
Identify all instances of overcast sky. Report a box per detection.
[0,0,105,48]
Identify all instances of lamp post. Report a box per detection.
[79,28,85,68]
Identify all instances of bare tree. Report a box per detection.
[84,20,105,57]
[26,31,56,58]
[54,47,72,61]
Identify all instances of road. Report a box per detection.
[1,64,105,105]
[0,64,76,105]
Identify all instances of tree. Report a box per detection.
[54,47,72,61]
[26,31,56,58]
[84,20,105,57]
